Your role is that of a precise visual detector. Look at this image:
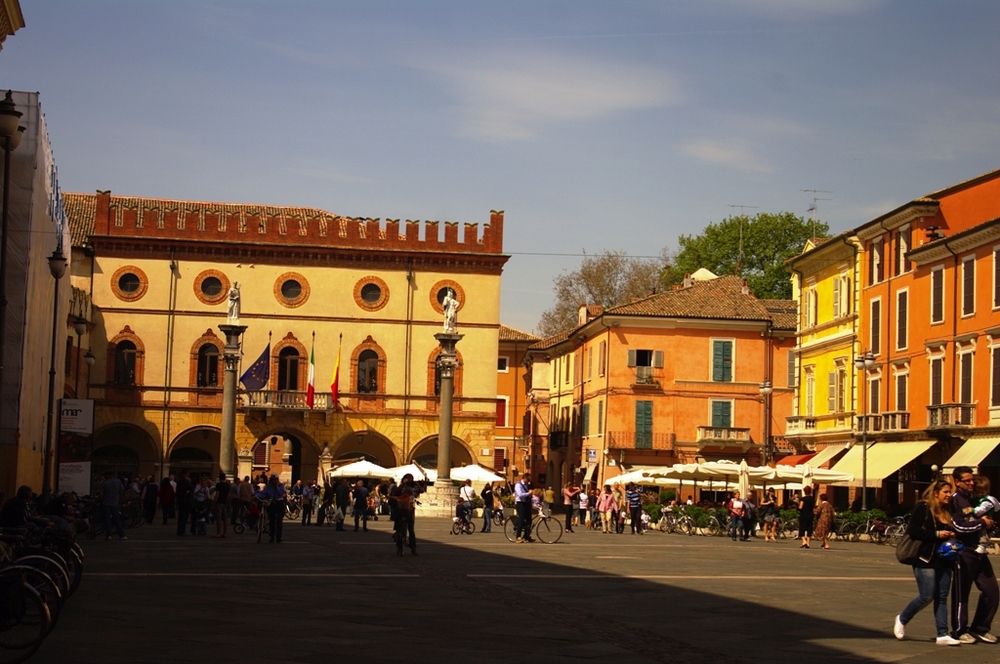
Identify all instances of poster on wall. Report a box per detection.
[58,399,94,494]
[58,462,91,495]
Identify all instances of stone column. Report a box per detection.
[420,332,462,516]
[218,323,247,479]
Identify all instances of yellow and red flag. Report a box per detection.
[330,333,342,410]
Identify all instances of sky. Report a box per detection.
[4,1,1000,333]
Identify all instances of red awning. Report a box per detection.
[777,453,817,466]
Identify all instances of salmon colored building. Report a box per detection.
[833,168,1000,506]
[494,325,538,480]
[523,271,796,493]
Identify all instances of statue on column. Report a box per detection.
[442,288,459,333]
[227,282,241,323]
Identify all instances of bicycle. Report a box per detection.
[283,495,302,521]
[451,515,476,535]
[492,508,505,528]
[503,507,564,544]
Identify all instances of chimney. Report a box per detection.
[682,273,695,289]
[741,279,750,296]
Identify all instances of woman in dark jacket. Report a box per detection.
[894,479,960,646]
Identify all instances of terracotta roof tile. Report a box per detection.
[760,299,799,331]
[64,193,96,247]
[606,275,774,321]
[499,325,540,342]
[528,327,575,351]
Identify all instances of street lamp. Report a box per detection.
[73,315,87,395]
[0,90,23,436]
[854,351,877,510]
[44,248,67,492]
[759,380,773,463]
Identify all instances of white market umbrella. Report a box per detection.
[387,463,435,483]
[329,459,393,480]
[451,464,504,484]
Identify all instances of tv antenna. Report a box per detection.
[801,189,832,238]
[727,204,758,275]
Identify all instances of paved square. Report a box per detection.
[31,518,1000,663]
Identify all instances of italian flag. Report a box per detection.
[331,333,342,411]
[306,344,316,408]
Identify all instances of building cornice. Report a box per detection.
[909,217,1000,266]
[856,202,940,241]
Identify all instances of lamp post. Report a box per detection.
[854,351,876,510]
[44,249,67,492]
[0,90,23,436]
[759,380,773,463]
[83,349,95,398]
[73,316,87,396]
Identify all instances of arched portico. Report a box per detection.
[92,423,159,482]
[408,435,473,469]
[331,431,398,468]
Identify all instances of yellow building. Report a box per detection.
[63,191,508,485]
[785,232,861,500]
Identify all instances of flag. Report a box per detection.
[331,334,342,410]
[239,343,270,390]
[306,343,316,409]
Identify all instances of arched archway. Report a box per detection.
[331,431,397,468]
[408,436,473,469]
[247,429,320,484]
[93,423,159,481]
[168,447,215,482]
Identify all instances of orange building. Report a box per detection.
[523,272,796,492]
[843,169,1000,505]
[494,325,538,480]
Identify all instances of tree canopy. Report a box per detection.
[536,250,669,337]
[662,212,827,300]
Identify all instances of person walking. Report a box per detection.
[760,488,778,542]
[352,480,370,532]
[238,475,254,526]
[625,483,643,535]
[597,485,617,534]
[334,479,351,532]
[140,476,158,525]
[727,490,745,541]
[895,479,961,646]
[256,474,287,543]
[158,477,175,525]
[950,466,999,644]
[514,473,534,543]
[798,486,816,549]
[211,473,230,538]
[98,471,127,540]
[562,482,580,533]
[481,482,494,533]
[301,480,316,525]
[389,473,419,555]
[459,479,476,514]
[175,473,193,536]
[813,493,835,550]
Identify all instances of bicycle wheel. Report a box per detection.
[0,575,50,659]
[493,511,505,527]
[232,522,245,535]
[704,518,721,537]
[503,516,520,542]
[9,567,60,636]
[464,521,476,535]
[534,517,563,543]
[451,521,462,535]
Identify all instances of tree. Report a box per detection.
[662,212,828,300]
[537,250,670,337]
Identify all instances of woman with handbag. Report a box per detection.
[894,479,960,646]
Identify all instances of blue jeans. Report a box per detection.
[103,505,125,538]
[482,506,492,531]
[730,515,743,540]
[900,565,952,637]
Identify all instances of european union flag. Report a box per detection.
[240,343,270,390]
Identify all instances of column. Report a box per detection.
[219,323,246,479]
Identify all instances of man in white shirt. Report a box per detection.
[459,479,476,513]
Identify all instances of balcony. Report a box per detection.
[857,414,883,433]
[785,416,817,435]
[243,390,335,412]
[696,426,752,451]
[607,431,675,450]
[631,366,662,388]
[927,403,975,429]
[549,431,569,450]
[881,410,910,432]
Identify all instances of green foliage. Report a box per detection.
[779,508,800,524]
[836,509,887,524]
[663,212,829,300]
[499,493,515,508]
[659,490,675,504]
[643,503,662,523]
[471,496,484,509]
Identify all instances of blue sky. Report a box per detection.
[4,1,1000,333]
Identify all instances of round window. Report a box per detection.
[118,273,141,294]
[281,279,302,300]
[436,287,452,305]
[361,283,382,304]
[201,276,222,297]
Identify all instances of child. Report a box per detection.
[640,510,651,531]
[973,475,1000,555]
[454,500,470,527]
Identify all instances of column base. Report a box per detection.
[417,482,460,518]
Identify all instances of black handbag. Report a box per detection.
[895,533,922,565]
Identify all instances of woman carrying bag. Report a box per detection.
[894,479,961,646]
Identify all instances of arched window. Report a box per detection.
[278,347,299,391]
[197,344,219,387]
[114,341,137,385]
[358,350,379,393]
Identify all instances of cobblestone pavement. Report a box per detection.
[31,517,1000,664]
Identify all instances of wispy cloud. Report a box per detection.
[410,49,683,142]
[718,0,878,22]
[679,139,772,173]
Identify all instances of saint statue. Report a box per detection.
[227,282,241,323]
[442,288,459,333]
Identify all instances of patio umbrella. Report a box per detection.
[386,463,435,483]
[451,464,504,484]
[329,459,393,480]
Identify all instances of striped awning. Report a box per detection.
[807,443,849,469]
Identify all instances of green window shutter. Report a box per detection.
[713,340,732,381]
[711,401,732,428]
[635,401,653,448]
[597,401,603,434]
[581,404,590,437]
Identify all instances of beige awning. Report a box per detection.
[583,463,597,482]
[807,443,849,469]
[829,440,937,486]
[942,435,1000,474]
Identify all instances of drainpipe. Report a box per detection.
[403,260,414,464]
[158,250,177,480]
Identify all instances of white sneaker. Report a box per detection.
[893,615,905,640]
[936,635,962,646]
[958,633,977,644]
